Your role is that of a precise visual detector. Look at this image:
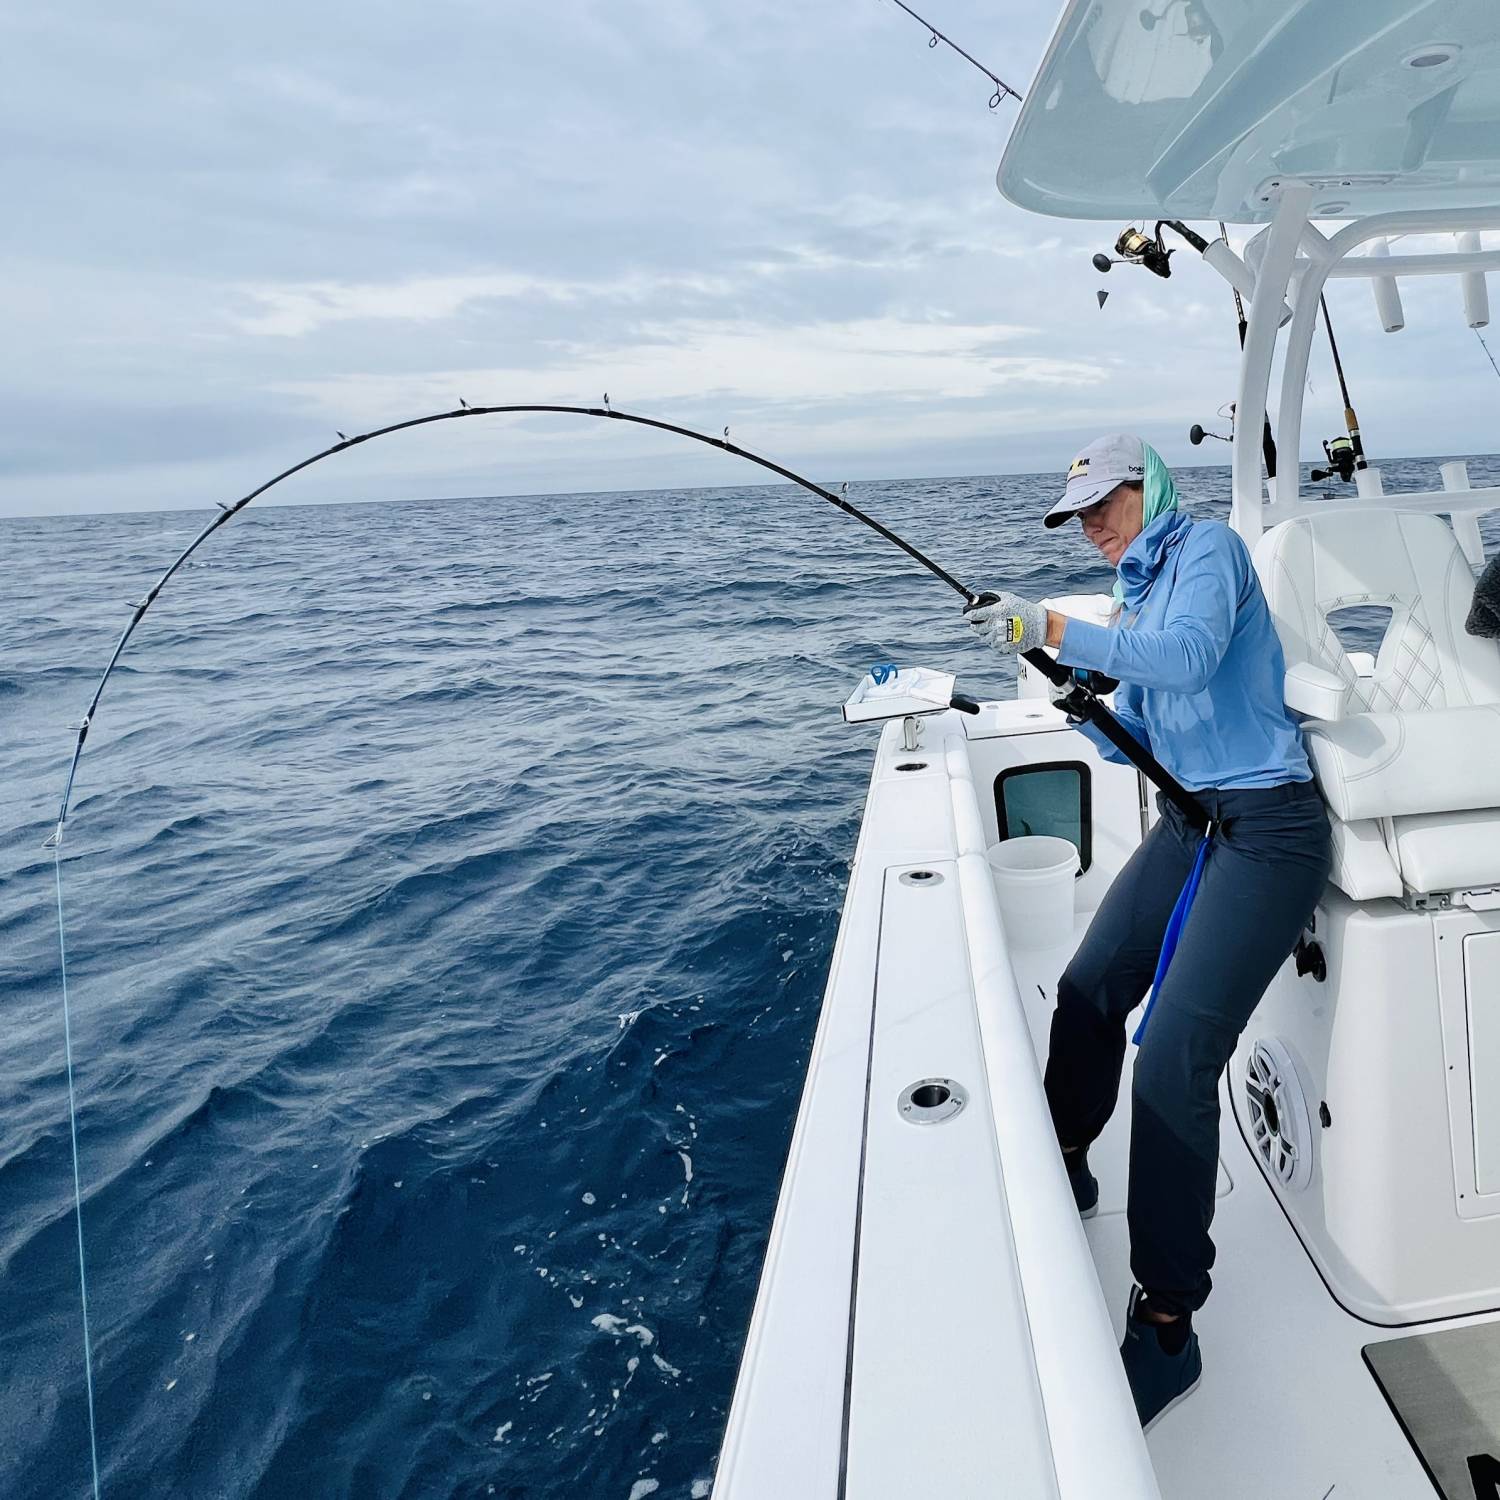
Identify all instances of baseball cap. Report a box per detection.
[1044,433,1145,528]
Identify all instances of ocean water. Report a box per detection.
[2,457,1496,1500]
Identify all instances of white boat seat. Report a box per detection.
[1302,704,1500,822]
[1392,810,1500,896]
[1254,511,1500,898]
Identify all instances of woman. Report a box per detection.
[967,433,1330,1431]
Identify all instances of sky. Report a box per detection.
[5,0,1499,517]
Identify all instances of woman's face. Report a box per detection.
[1079,482,1144,566]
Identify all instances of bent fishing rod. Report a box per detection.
[51,401,1207,835]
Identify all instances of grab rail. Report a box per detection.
[944,733,1161,1500]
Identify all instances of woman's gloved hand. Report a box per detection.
[965,590,1048,655]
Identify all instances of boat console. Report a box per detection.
[1233,471,1500,1326]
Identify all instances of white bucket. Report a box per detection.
[986,836,1079,951]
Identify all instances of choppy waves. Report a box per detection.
[2,459,1494,1497]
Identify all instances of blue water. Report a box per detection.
[2,458,1496,1499]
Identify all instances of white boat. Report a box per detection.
[715,3,1500,1496]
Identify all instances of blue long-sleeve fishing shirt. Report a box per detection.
[1058,510,1312,791]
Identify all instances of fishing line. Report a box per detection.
[53,840,102,1500]
[44,401,1208,1482]
[1476,326,1500,383]
[880,0,1022,109]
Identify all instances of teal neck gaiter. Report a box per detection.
[1113,443,1179,606]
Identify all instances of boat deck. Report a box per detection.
[716,703,1500,1499]
[1013,926,1494,1500]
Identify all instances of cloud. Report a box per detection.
[267,314,1089,416]
[3,0,1494,516]
[225,236,960,339]
[231,272,595,338]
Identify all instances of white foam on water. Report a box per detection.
[569,1295,584,1308]
[627,1482,659,1500]
[691,1481,712,1497]
[623,1323,654,1345]
[650,1430,667,1445]
[591,1313,628,1335]
[651,1353,681,1378]
[582,1191,596,1205]
[493,1421,512,1442]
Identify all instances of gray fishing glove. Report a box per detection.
[966,590,1048,655]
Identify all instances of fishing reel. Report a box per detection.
[1188,401,1235,447]
[1091,220,1208,280]
[1310,435,1357,484]
[1092,226,1172,279]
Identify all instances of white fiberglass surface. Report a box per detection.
[1010,923,1469,1498]
[998,0,1500,222]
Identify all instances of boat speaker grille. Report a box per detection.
[1245,1037,1315,1191]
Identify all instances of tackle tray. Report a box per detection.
[842,666,957,724]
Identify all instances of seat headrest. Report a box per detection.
[1254,511,1500,712]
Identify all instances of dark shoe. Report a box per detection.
[1064,1150,1098,1219]
[1120,1287,1202,1432]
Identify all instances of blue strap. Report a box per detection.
[870,661,898,685]
[1132,829,1214,1046]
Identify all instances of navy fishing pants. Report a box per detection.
[1043,780,1331,1314]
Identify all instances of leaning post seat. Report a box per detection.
[1252,510,1500,901]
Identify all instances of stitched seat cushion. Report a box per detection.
[1304,704,1500,822]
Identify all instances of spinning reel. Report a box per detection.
[1310,435,1357,484]
[1188,402,1236,448]
[1091,220,1210,280]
